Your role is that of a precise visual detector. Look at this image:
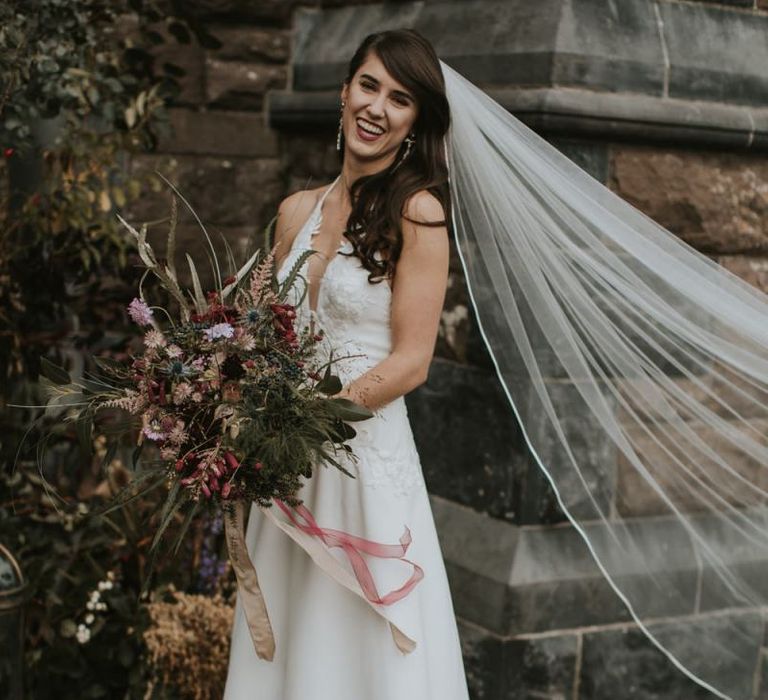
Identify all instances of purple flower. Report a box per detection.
[127,298,153,326]
[142,426,167,442]
[203,323,235,341]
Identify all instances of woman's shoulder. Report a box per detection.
[403,188,446,224]
[277,183,326,220]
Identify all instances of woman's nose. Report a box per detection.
[366,93,387,117]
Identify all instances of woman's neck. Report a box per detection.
[339,151,397,206]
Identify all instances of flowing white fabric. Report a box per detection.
[224,177,470,700]
[441,59,768,700]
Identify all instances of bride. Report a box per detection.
[224,29,470,700]
[225,27,768,700]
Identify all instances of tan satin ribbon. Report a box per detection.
[224,501,275,661]
[223,500,417,661]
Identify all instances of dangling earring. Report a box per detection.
[392,132,416,172]
[336,101,345,151]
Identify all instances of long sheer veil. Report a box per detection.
[440,60,768,700]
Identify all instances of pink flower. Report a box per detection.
[144,330,167,349]
[127,298,153,326]
[143,426,167,442]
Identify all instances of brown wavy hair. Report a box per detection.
[339,29,451,284]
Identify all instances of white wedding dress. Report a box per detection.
[223,175,470,700]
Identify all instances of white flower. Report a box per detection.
[144,329,167,349]
[86,601,95,611]
[203,323,235,341]
[76,627,91,644]
[85,613,95,624]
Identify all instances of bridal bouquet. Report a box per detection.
[41,193,375,660]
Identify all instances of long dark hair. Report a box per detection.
[339,29,451,284]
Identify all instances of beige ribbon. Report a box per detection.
[223,500,417,661]
[224,501,275,661]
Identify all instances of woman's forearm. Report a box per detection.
[338,352,429,411]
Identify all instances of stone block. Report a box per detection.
[715,255,768,294]
[205,58,287,110]
[550,139,609,184]
[160,108,278,157]
[548,0,664,96]
[659,2,768,106]
[209,27,290,64]
[518,380,618,524]
[152,41,205,105]
[579,612,764,700]
[758,649,768,700]
[431,496,707,637]
[407,360,525,520]
[503,634,578,700]
[280,131,341,189]
[436,260,473,364]
[130,154,283,229]
[609,146,768,255]
[457,621,578,700]
[688,0,754,5]
[456,621,505,699]
[615,417,768,518]
[183,0,305,24]
[294,0,666,95]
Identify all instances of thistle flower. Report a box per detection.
[127,298,154,326]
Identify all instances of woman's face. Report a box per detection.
[340,52,419,167]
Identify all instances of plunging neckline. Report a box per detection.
[307,174,345,316]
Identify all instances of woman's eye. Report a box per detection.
[393,97,409,106]
[361,81,375,91]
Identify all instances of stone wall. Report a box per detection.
[143,1,768,697]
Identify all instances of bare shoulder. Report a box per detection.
[272,184,326,259]
[401,189,448,250]
[276,185,325,229]
[403,189,446,224]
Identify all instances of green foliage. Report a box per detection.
[0,3,228,697]
[0,454,202,698]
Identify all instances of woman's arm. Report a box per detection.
[338,190,450,411]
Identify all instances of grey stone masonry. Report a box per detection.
[433,495,768,698]
[268,0,768,149]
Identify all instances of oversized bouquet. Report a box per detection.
[40,194,393,661]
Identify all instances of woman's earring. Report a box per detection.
[402,132,416,160]
[336,101,345,151]
[392,132,416,172]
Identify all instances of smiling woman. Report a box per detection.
[223,29,470,700]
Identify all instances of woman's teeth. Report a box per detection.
[356,119,385,141]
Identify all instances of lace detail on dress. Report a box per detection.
[277,177,425,498]
[341,403,426,498]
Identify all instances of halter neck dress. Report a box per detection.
[223,176,470,700]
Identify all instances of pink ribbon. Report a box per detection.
[273,499,424,606]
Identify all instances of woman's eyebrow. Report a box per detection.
[359,73,414,101]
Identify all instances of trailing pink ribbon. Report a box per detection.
[273,499,424,606]
[226,499,425,662]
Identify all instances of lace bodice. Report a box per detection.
[277,175,393,383]
[275,176,425,498]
